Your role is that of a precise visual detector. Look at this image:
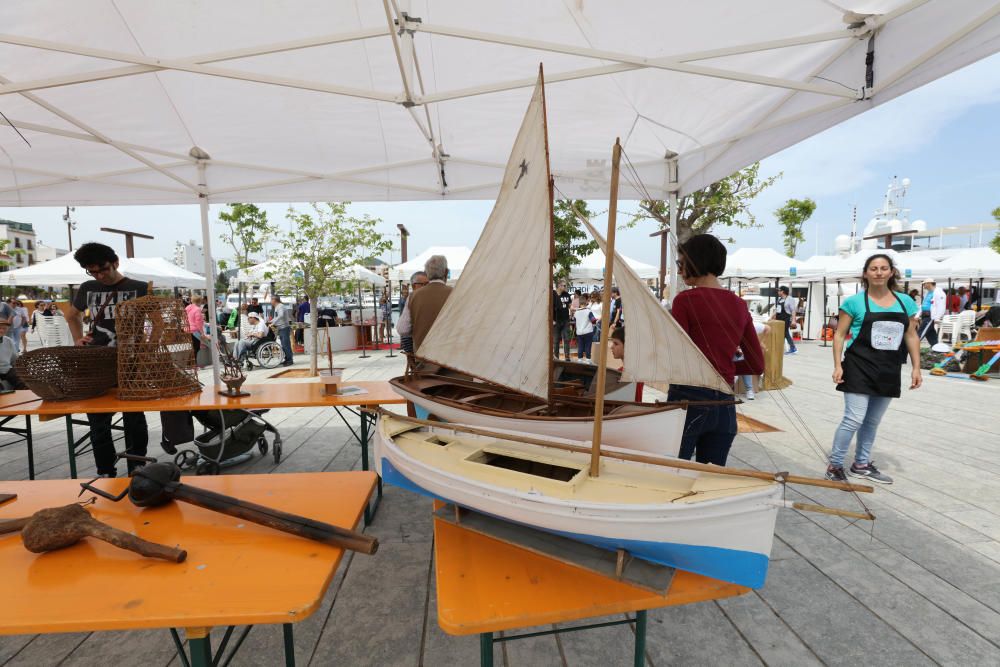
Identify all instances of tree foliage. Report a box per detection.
[270,202,391,374]
[216,203,276,274]
[991,206,1000,254]
[552,199,599,284]
[629,163,781,244]
[775,197,817,258]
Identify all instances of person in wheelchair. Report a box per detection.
[234,312,271,369]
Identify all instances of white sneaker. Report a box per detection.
[746,389,755,400]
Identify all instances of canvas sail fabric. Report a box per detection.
[579,217,733,395]
[416,74,553,400]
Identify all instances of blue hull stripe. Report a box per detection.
[381,458,769,589]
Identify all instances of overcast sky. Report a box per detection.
[2,53,998,268]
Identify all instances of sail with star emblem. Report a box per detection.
[415,71,553,399]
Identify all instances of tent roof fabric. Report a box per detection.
[236,259,385,287]
[387,246,472,282]
[723,247,807,279]
[571,248,659,281]
[2,2,998,206]
[823,248,945,281]
[937,247,1000,279]
[0,253,205,287]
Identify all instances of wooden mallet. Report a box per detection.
[15,504,186,562]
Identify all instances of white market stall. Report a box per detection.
[3,2,999,384]
[0,253,205,289]
[570,249,658,282]
[387,247,471,283]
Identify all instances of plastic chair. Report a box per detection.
[956,310,975,342]
[937,314,958,345]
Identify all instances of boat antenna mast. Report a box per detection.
[589,138,622,477]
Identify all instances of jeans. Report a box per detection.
[553,321,571,359]
[278,326,293,363]
[740,375,753,392]
[828,392,892,468]
[919,312,938,345]
[577,331,594,359]
[668,385,737,465]
[779,315,796,351]
[88,411,148,476]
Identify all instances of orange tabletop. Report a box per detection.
[433,516,748,635]
[0,380,405,416]
[0,472,375,635]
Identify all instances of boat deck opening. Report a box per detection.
[468,450,581,482]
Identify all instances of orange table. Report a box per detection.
[0,382,404,523]
[0,472,376,666]
[434,516,749,667]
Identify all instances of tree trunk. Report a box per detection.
[309,296,319,376]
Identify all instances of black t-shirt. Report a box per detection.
[72,277,148,347]
[246,303,264,315]
[610,296,623,325]
[553,291,572,323]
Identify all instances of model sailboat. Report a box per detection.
[390,69,733,456]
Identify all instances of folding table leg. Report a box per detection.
[634,610,647,667]
[479,632,494,667]
[186,630,212,667]
[360,409,382,526]
[283,623,296,667]
[25,416,34,480]
[65,416,77,479]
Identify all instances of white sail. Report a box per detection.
[416,73,553,399]
[579,217,733,395]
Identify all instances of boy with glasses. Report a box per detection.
[67,242,149,478]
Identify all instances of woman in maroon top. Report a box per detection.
[669,234,765,465]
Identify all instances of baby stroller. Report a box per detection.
[160,409,283,475]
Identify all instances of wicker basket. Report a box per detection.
[116,296,202,401]
[14,346,118,400]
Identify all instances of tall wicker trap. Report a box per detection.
[14,346,118,400]
[116,296,201,400]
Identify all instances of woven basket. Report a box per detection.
[116,296,202,401]
[14,346,118,400]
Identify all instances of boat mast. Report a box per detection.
[589,138,621,477]
[539,64,556,403]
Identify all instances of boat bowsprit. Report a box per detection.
[376,416,782,589]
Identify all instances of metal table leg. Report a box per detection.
[283,623,296,667]
[634,610,647,667]
[65,416,77,479]
[24,416,33,480]
[186,628,212,667]
[360,409,382,526]
[480,632,494,667]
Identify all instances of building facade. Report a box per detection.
[0,219,38,269]
[174,239,205,273]
[34,241,69,263]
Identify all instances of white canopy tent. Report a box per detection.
[236,259,386,287]
[570,249,658,282]
[0,253,205,288]
[825,248,945,281]
[723,247,809,280]
[2,1,998,383]
[387,247,471,283]
[937,247,1000,280]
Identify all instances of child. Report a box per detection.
[573,295,597,362]
[610,327,644,402]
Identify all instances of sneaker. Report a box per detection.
[785,348,797,355]
[96,472,117,479]
[825,466,847,482]
[746,389,755,400]
[849,461,893,484]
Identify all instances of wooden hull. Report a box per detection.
[391,374,687,457]
[375,417,781,589]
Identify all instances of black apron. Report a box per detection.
[838,292,910,398]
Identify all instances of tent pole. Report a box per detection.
[667,154,680,299]
[358,280,368,358]
[821,276,829,348]
[196,158,221,387]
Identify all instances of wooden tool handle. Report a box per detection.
[85,519,187,563]
[172,485,378,555]
[0,516,30,535]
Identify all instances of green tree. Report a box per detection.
[271,203,391,375]
[216,204,276,295]
[991,206,1000,254]
[775,197,817,258]
[629,163,781,244]
[553,199,599,284]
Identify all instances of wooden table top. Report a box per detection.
[0,472,376,634]
[433,516,748,635]
[0,380,405,416]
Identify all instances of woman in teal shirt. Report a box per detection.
[827,253,922,485]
